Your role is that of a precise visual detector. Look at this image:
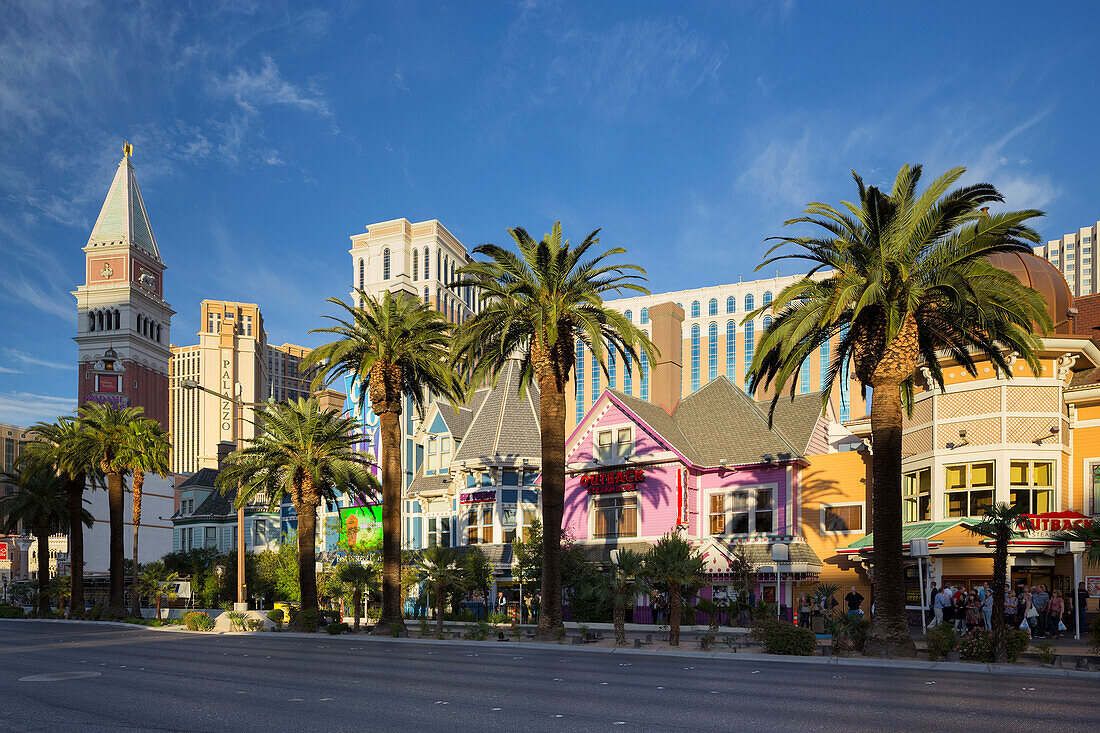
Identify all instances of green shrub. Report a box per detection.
[246,619,264,632]
[266,609,284,625]
[418,618,430,635]
[88,604,104,621]
[958,628,992,662]
[751,619,815,656]
[1005,629,1029,663]
[389,621,403,638]
[0,604,25,619]
[326,621,348,635]
[1032,641,1056,665]
[487,612,508,624]
[463,621,491,640]
[227,611,247,632]
[298,609,323,633]
[184,611,214,631]
[926,623,957,661]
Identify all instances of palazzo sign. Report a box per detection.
[580,469,645,494]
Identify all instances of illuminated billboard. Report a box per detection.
[338,504,383,552]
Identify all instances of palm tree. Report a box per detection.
[306,290,464,634]
[453,222,656,638]
[0,467,93,617]
[337,562,377,632]
[138,562,179,620]
[746,164,1050,657]
[78,404,148,617]
[217,398,378,624]
[48,574,71,615]
[463,547,493,621]
[966,502,1029,663]
[644,533,705,646]
[22,416,98,616]
[413,546,467,637]
[118,418,171,616]
[598,549,649,645]
[1057,521,1100,564]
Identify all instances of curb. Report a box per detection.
[5,619,1097,679]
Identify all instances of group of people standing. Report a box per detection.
[928,581,1089,639]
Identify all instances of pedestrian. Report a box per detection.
[928,582,938,620]
[981,582,991,603]
[930,585,947,628]
[1078,581,1089,636]
[1004,584,1018,628]
[942,586,956,628]
[1048,590,1065,639]
[1032,585,1050,637]
[953,588,968,632]
[844,586,864,619]
[1020,588,1038,638]
[981,586,993,630]
[965,591,980,632]
[798,594,812,629]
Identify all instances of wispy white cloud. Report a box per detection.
[0,367,21,375]
[0,391,75,425]
[211,55,331,117]
[2,349,75,371]
[0,218,74,321]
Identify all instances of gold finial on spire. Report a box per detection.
[123,140,133,161]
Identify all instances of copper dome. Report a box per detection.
[985,251,1075,335]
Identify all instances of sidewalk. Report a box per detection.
[7,618,1099,680]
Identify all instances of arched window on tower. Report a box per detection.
[726,320,736,379]
[744,294,754,312]
[763,291,773,307]
[690,324,701,392]
[624,309,632,322]
[708,299,718,316]
[641,307,649,325]
[114,310,120,330]
[424,286,430,304]
[88,312,95,332]
[726,296,735,314]
[691,301,700,319]
[413,249,419,281]
[156,324,162,343]
[437,249,442,280]
[383,248,391,280]
[424,247,430,280]
[359,259,364,289]
[764,316,772,329]
[708,322,718,381]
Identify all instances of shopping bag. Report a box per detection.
[1058,620,1067,632]
[1019,618,1029,631]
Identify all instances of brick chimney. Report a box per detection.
[647,302,685,414]
[216,440,236,471]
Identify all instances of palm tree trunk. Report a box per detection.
[992,532,1008,663]
[436,593,445,637]
[130,470,145,617]
[354,588,362,632]
[106,469,127,617]
[36,528,51,617]
[374,405,405,633]
[669,583,682,646]
[67,473,85,617]
[862,381,917,658]
[613,604,626,645]
[535,373,566,639]
[295,497,319,616]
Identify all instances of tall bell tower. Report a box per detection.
[73,143,173,426]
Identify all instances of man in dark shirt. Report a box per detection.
[1078,582,1090,635]
[845,586,865,618]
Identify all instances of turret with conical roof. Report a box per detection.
[72,144,173,427]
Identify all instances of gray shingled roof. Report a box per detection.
[192,483,237,518]
[604,377,823,468]
[719,540,822,569]
[176,468,219,490]
[453,360,541,462]
[408,466,454,496]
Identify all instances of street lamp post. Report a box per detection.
[771,542,789,621]
[181,378,264,612]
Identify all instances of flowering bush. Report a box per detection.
[926,623,957,661]
[958,628,992,662]
[184,611,214,631]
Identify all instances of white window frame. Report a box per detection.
[704,484,778,537]
[593,422,634,463]
[588,490,639,539]
[820,502,865,535]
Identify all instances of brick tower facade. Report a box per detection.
[73,145,173,426]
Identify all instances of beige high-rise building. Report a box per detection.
[1033,221,1099,297]
[169,300,316,474]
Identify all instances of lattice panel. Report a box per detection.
[937,388,1000,420]
[903,427,932,456]
[1005,416,1058,445]
[909,399,932,426]
[1005,385,1059,414]
[952,417,1000,446]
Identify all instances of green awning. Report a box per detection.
[840,520,962,553]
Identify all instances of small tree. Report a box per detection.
[644,532,705,646]
[463,547,493,620]
[138,562,179,620]
[967,502,1029,663]
[337,562,377,632]
[597,550,649,645]
[413,546,467,637]
[728,544,758,623]
[48,575,72,615]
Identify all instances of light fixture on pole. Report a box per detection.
[910,537,930,631]
[771,542,789,620]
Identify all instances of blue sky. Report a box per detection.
[1,0,1098,425]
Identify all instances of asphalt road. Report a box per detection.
[2,621,1097,732]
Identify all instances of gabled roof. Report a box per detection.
[595,377,823,468]
[88,156,162,262]
[176,468,219,490]
[453,360,541,462]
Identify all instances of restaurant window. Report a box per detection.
[501,505,518,543]
[439,437,451,473]
[903,468,931,523]
[502,470,519,486]
[204,527,217,547]
[426,437,438,474]
[708,488,773,535]
[596,427,632,462]
[427,517,451,548]
[592,494,638,538]
[467,506,494,545]
[944,461,994,518]
[822,504,863,534]
[1009,460,1053,514]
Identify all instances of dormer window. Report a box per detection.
[596,427,632,462]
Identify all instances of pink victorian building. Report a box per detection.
[563,302,854,622]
